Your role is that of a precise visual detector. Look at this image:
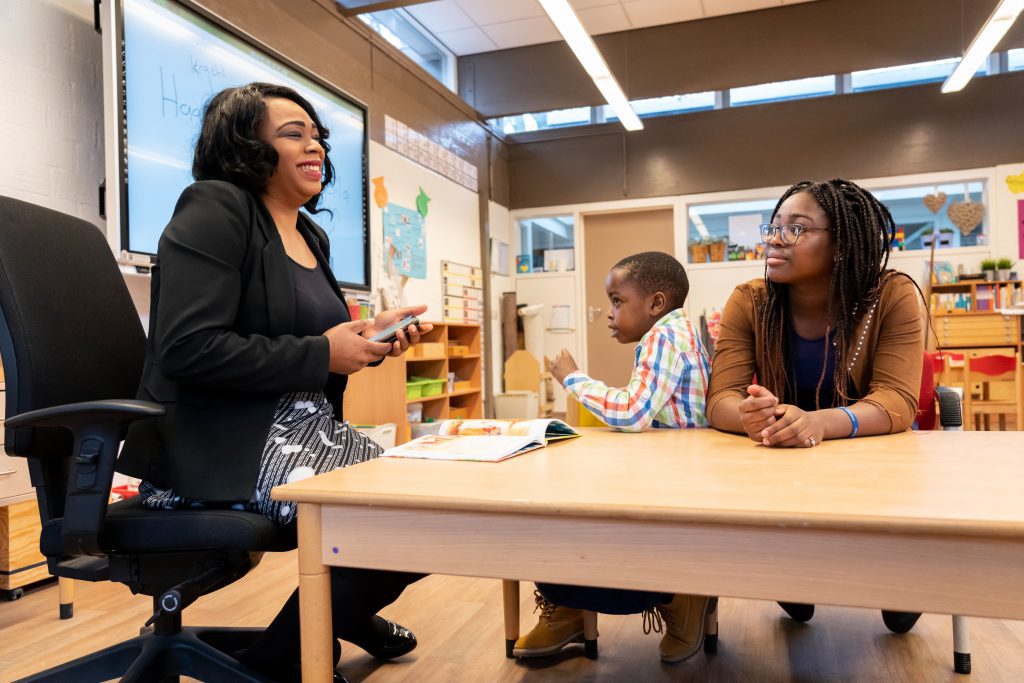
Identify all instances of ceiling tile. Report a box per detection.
[623,0,703,29]
[434,26,498,55]
[406,1,476,33]
[481,15,563,50]
[453,0,545,26]
[701,0,781,19]
[577,4,631,35]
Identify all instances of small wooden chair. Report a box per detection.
[962,352,1023,431]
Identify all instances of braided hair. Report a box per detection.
[758,179,900,407]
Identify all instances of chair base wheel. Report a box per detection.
[881,610,921,634]
[954,651,971,675]
[778,602,814,623]
[704,633,718,654]
[584,639,598,659]
[505,639,515,659]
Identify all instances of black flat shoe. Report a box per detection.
[778,602,815,623]
[881,610,921,634]
[349,615,417,660]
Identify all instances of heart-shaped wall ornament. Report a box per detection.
[1006,172,1024,194]
[923,192,947,213]
[947,201,985,236]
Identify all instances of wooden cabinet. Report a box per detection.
[2,382,35,507]
[1,500,48,596]
[344,322,483,445]
[929,281,1024,350]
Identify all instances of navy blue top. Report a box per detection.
[290,258,348,338]
[786,327,838,411]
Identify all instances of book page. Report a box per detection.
[438,419,580,443]
[382,434,542,462]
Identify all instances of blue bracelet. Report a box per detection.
[838,406,858,437]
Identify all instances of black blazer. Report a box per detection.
[118,180,351,501]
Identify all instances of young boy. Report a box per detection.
[513,251,713,663]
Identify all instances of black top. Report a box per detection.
[118,181,351,501]
[290,259,347,338]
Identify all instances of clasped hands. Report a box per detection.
[739,384,824,448]
[324,304,433,375]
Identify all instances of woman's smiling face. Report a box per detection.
[259,97,325,206]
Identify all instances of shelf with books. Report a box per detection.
[929,281,1024,350]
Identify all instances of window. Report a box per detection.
[603,92,715,120]
[359,10,455,90]
[872,181,987,250]
[686,198,778,263]
[850,58,986,92]
[1009,48,1024,72]
[518,216,574,272]
[729,75,835,107]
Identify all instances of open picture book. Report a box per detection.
[381,418,581,462]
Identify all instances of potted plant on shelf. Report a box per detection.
[708,237,728,263]
[996,258,1014,281]
[981,259,997,282]
[688,240,709,264]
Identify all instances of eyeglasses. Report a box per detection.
[759,223,829,245]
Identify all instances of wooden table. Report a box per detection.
[272,428,1024,682]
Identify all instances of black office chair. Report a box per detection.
[0,195,296,682]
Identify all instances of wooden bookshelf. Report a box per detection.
[929,281,1024,350]
[344,322,483,445]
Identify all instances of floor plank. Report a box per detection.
[2,550,1023,681]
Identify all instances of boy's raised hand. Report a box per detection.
[548,348,579,385]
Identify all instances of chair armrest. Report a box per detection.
[6,400,164,557]
[4,399,164,430]
[935,386,963,431]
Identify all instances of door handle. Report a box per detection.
[587,306,602,323]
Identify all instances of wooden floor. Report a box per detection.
[3,550,1024,682]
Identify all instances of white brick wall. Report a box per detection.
[0,0,104,232]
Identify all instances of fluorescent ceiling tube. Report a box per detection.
[942,0,1024,93]
[537,0,643,131]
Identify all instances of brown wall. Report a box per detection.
[507,71,1024,209]
[189,0,509,206]
[460,0,1024,118]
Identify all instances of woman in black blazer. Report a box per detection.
[118,82,429,682]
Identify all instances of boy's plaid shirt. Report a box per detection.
[563,309,709,431]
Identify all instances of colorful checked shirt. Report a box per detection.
[564,309,709,431]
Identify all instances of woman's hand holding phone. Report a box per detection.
[363,305,432,357]
[323,319,394,374]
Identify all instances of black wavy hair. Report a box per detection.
[612,251,690,310]
[192,82,334,214]
[758,179,906,407]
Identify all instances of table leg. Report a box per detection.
[502,579,520,658]
[298,502,333,683]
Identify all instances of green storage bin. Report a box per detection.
[409,376,445,397]
[405,380,425,399]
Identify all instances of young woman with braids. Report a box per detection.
[706,178,926,629]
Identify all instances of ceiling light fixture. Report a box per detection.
[537,0,643,131]
[942,0,1024,93]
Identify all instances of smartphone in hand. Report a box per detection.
[369,315,420,344]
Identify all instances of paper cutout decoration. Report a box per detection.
[372,176,388,209]
[1007,172,1024,194]
[947,201,985,236]
[923,192,947,213]
[416,187,430,218]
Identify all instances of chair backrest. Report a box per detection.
[917,352,938,431]
[964,353,1019,380]
[0,196,146,521]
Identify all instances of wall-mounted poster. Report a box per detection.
[383,203,427,279]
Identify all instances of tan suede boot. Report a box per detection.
[512,591,586,658]
[643,594,712,663]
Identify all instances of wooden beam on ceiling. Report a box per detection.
[335,0,434,16]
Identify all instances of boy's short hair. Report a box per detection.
[612,251,689,310]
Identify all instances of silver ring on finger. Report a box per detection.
[807,436,817,447]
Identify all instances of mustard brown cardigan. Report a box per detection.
[707,274,925,433]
